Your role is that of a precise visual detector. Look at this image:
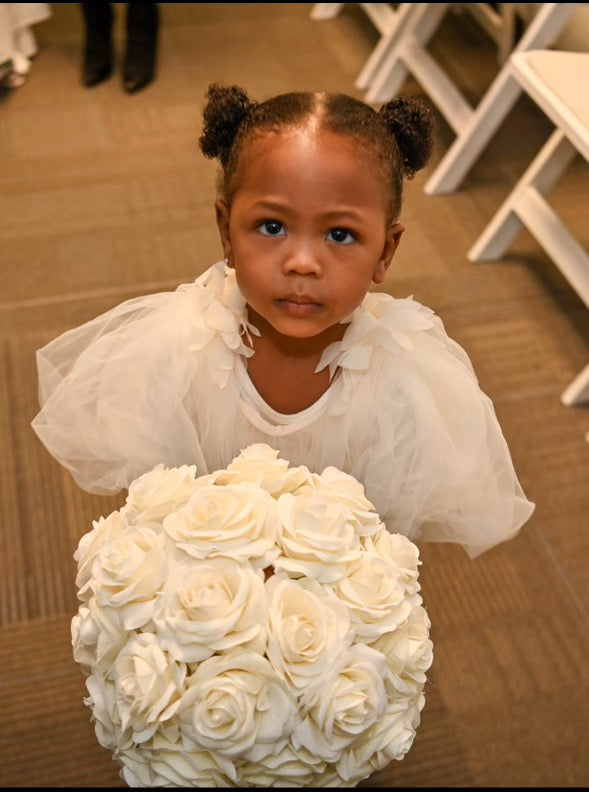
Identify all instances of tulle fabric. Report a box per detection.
[32,261,534,557]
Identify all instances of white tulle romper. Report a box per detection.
[32,260,535,557]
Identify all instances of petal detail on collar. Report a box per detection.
[190,261,256,386]
[316,292,436,392]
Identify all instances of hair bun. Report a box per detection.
[379,97,434,178]
[199,83,257,165]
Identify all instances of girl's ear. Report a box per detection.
[215,200,233,264]
[373,222,404,284]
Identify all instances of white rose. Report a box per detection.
[293,643,388,762]
[71,598,127,676]
[214,443,311,497]
[236,743,329,787]
[112,632,187,743]
[318,769,353,787]
[364,529,422,599]
[91,526,166,630]
[328,552,412,642]
[177,649,298,761]
[153,556,267,663]
[119,732,235,787]
[74,510,126,602]
[164,482,280,569]
[85,670,132,753]
[274,492,363,583]
[72,608,94,674]
[123,463,202,526]
[118,746,154,787]
[265,574,352,694]
[318,768,353,787]
[336,698,419,784]
[372,604,433,695]
[302,467,383,536]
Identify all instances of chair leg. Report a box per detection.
[312,2,400,92]
[400,33,474,132]
[463,3,518,64]
[310,3,343,20]
[561,363,589,407]
[468,129,577,262]
[355,3,409,90]
[360,2,398,36]
[364,4,449,104]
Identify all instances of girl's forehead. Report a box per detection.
[234,126,389,210]
[243,125,375,164]
[230,125,392,213]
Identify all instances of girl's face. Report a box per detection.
[215,128,403,345]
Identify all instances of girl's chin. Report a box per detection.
[246,304,347,344]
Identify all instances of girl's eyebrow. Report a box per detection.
[249,199,289,212]
[319,208,366,222]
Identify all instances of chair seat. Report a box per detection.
[510,50,589,160]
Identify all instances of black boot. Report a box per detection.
[123,3,159,94]
[81,2,113,87]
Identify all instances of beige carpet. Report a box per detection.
[1,4,588,787]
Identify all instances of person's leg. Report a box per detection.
[123,2,159,93]
[80,2,113,87]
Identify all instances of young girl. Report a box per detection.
[32,83,534,558]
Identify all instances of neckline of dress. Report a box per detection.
[234,355,335,435]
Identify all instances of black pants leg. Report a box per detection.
[80,2,113,87]
[123,2,159,93]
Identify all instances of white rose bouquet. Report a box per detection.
[71,444,433,787]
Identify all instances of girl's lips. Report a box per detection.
[276,297,322,316]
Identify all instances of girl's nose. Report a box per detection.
[282,244,322,276]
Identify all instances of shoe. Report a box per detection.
[123,2,159,93]
[81,2,113,87]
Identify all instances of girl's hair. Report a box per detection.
[199,83,434,221]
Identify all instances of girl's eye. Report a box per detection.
[258,220,286,237]
[327,228,355,245]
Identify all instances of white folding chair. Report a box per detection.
[345,3,577,196]
[423,3,579,195]
[457,3,520,64]
[467,49,589,429]
[311,4,518,96]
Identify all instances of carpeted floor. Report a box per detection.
[1,4,588,788]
